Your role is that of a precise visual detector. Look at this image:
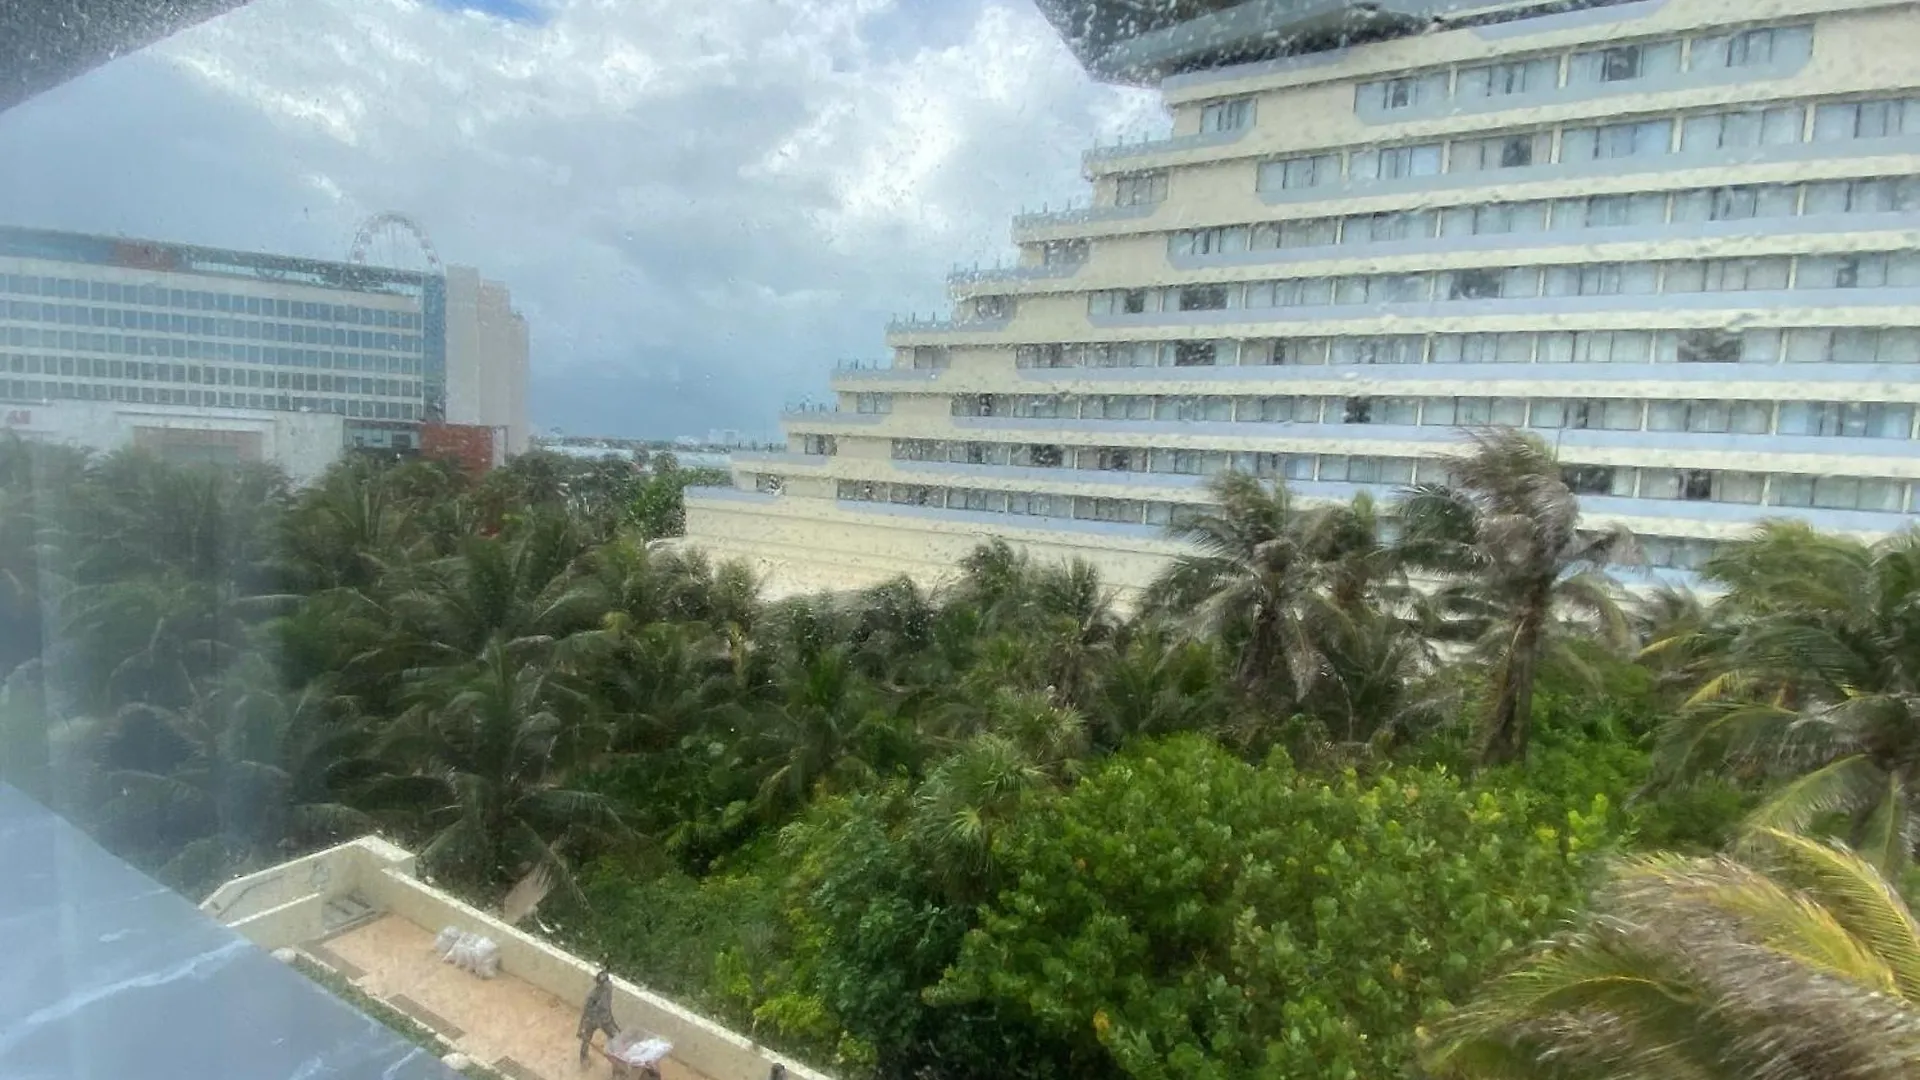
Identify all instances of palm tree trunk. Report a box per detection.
[1481,602,1545,767]
[1238,608,1281,696]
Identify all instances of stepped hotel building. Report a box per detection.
[686,0,1920,599]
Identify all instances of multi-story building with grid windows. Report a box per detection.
[686,0,1920,600]
[0,226,528,481]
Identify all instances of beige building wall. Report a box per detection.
[688,0,1920,597]
[444,265,532,456]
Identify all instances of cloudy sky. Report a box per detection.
[0,0,1161,438]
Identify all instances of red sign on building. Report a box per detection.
[421,422,504,477]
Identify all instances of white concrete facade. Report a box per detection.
[1,398,346,484]
[444,265,532,457]
[687,0,1920,600]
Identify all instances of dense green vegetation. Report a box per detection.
[1,429,1913,1079]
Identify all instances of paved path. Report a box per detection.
[320,914,711,1080]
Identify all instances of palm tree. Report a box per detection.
[847,576,940,679]
[88,666,373,889]
[1020,557,1122,710]
[935,546,1119,715]
[577,619,744,756]
[372,640,623,893]
[748,644,902,816]
[908,689,1085,897]
[946,539,1031,622]
[0,437,87,680]
[1630,582,1727,699]
[1651,523,1920,874]
[381,512,599,672]
[1088,632,1223,749]
[907,733,1046,887]
[1304,604,1444,753]
[577,533,756,634]
[1399,429,1630,765]
[278,456,429,593]
[1147,472,1399,708]
[1422,828,1920,1080]
[66,449,286,591]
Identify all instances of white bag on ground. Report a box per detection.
[613,1036,673,1067]
[434,926,500,979]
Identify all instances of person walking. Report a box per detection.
[578,968,620,1066]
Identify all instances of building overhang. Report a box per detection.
[1034,0,1516,85]
[1,0,255,112]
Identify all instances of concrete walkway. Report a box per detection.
[316,914,712,1080]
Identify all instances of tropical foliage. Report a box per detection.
[2,429,1916,1079]
[1424,827,1920,1080]
[1648,522,1920,877]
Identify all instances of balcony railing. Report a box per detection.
[832,367,944,383]
[885,311,1013,334]
[1011,198,1158,231]
[779,405,888,425]
[948,259,1086,286]
[1082,125,1250,167]
[730,451,822,468]
[834,358,891,371]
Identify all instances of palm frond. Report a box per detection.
[1738,828,1920,1003]
[1742,754,1886,838]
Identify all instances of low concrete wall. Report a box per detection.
[200,835,418,921]
[204,836,833,1080]
[366,869,832,1080]
[227,891,328,951]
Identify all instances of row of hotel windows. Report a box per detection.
[821,477,1770,573]
[1166,176,1920,257]
[0,274,423,329]
[1012,327,1920,369]
[858,448,1920,515]
[3,327,420,372]
[1,355,420,398]
[2,303,422,353]
[1351,24,1812,115]
[1256,95,1920,193]
[1193,26,1808,136]
[0,380,421,418]
[941,395,1919,439]
[837,477,1206,526]
[1090,251,1920,318]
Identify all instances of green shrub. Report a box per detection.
[932,735,1617,1080]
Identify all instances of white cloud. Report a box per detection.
[1,0,1162,437]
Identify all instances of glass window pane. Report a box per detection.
[1859,478,1904,511]
[1773,475,1814,505]
[1647,400,1685,431]
[1762,106,1803,144]
[1640,469,1680,499]
[1778,401,1817,434]
[1716,472,1765,503]
[1813,103,1859,141]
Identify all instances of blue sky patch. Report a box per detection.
[431,0,547,24]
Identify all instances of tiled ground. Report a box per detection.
[319,914,711,1080]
